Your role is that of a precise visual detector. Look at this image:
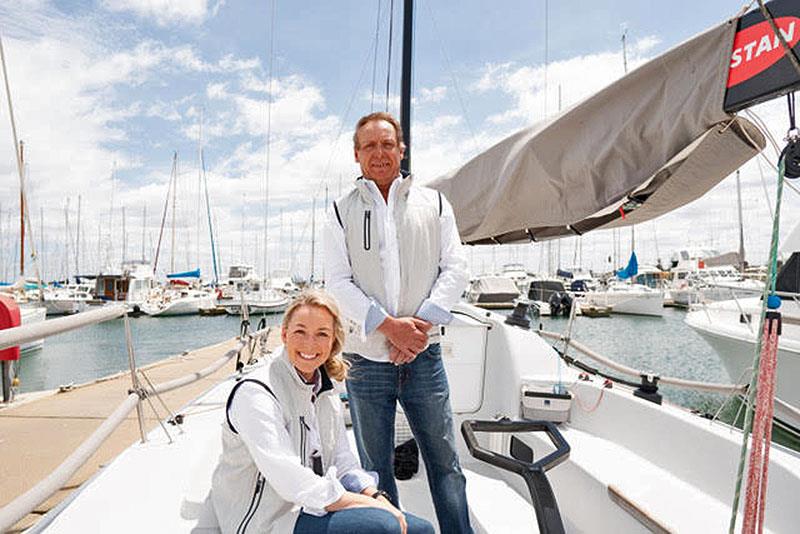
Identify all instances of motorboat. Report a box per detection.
[219,265,262,300]
[584,282,664,317]
[499,263,532,293]
[42,289,91,316]
[685,232,800,427]
[465,275,520,309]
[19,305,46,353]
[221,288,289,316]
[94,261,158,314]
[527,278,574,317]
[685,296,800,426]
[141,288,217,317]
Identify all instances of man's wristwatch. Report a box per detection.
[371,490,391,501]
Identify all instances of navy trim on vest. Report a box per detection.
[226,379,279,434]
[332,200,343,229]
[437,191,443,217]
[318,365,334,395]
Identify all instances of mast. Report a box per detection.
[622,28,635,255]
[196,110,203,269]
[201,148,220,285]
[39,206,43,281]
[153,152,177,275]
[736,169,746,272]
[171,154,177,273]
[400,0,413,173]
[64,198,71,280]
[19,141,24,276]
[122,205,127,264]
[322,185,328,281]
[310,197,316,283]
[141,205,146,261]
[75,194,81,277]
[1,31,42,292]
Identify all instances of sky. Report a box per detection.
[0,0,796,282]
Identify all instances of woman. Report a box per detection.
[212,290,434,534]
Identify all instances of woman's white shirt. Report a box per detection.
[227,374,376,516]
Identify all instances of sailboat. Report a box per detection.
[10,2,800,533]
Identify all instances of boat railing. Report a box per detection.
[0,304,127,351]
[0,307,272,532]
[537,329,747,395]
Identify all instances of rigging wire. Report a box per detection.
[422,0,480,154]
[371,0,382,111]
[264,0,277,282]
[385,0,395,111]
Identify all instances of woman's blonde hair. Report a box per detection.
[282,289,349,381]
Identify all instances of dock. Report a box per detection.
[0,328,282,533]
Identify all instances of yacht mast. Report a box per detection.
[171,154,177,273]
[736,169,746,272]
[622,29,635,255]
[19,141,24,276]
[310,197,316,283]
[400,0,413,173]
[75,194,81,276]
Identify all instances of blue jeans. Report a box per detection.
[345,344,473,534]
[294,508,434,533]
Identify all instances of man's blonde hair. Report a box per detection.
[353,111,405,150]
[281,289,349,381]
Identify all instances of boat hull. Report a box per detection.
[586,291,664,317]
[20,306,46,353]
[686,305,800,410]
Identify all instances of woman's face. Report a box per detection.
[281,304,336,381]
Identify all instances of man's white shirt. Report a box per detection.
[323,176,469,361]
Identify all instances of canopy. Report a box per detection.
[167,269,201,279]
[428,21,765,245]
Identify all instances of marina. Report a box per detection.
[3,0,800,532]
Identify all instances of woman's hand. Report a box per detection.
[374,497,407,534]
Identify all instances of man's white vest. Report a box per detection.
[333,175,442,360]
[211,350,341,533]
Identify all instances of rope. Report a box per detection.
[742,314,780,534]
[728,152,786,533]
[756,0,800,80]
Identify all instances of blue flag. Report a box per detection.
[617,251,638,279]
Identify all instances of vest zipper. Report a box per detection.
[363,210,371,250]
[300,416,309,467]
[236,474,265,534]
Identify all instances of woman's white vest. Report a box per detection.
[211,352,342,533]
[333,175,442,359]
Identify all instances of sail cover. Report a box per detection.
[428,21,766,245]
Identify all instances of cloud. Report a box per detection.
[418,85,447,104]
[101,0,224,27]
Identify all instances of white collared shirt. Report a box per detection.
[323,175,469,347]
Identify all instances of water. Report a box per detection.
[14,305,800,449]
[15,312,284,394]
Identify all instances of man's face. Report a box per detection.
[354,119,405,188]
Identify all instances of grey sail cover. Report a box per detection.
[427,21,766,245]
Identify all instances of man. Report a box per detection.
[324,111,472,533]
